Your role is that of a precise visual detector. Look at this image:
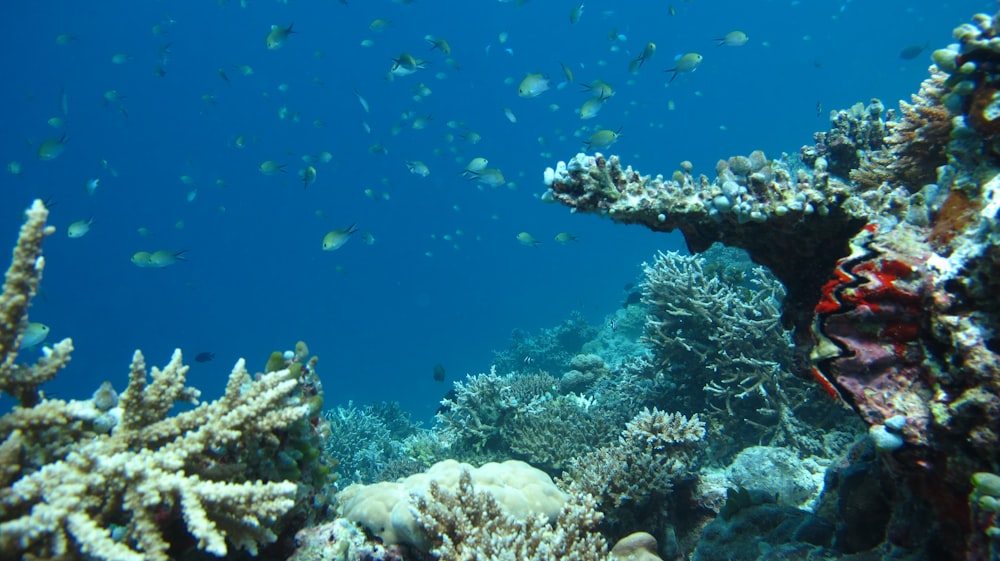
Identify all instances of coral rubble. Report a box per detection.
[545,10,1000,560]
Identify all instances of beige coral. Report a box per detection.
[0,351,308,561]
[0,200,311,561]
[0,200,72,407]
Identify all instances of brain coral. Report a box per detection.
[337,459,567,551]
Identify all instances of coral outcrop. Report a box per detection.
[545,9,1000,560]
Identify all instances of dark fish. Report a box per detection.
[623,282,634,291]
[436,388,457,414]
[899,43,928,60]
[622,290,642,308]
[194,351,215,363]
[433,363,446,382]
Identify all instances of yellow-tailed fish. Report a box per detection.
[103,90,125,104]
[581,80,614,98]
[23,322,50,347]
[259,161,287,175]
[560,62,574,83]
[130,251,152,267]
[473,168,505,187]
[67,217,94,238]
[516,232,540,246]
[461,131,482,144]
[148,250,187,268]
[629,42,656,73]
[716,31,749,47]
[518,73,550,98]
[585,127,622,150]
[369,18,391,32]
[554,232,579,243]
[412,114,432,130]
[425,35,451,55]
[37,133,68,161]
[579,96,605,119]
[300,165,317,188]
[406,160,430,177]
[265,24,295,50]
[665,52,703,81]
[465,157,489,174]
[322,224,359,251]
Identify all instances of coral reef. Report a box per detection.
[492,310,599,375]
[559,407,705,538]
[640,246,855,459]
[435,366,630,472]
[0,201,329,561]
[546,9,1000,560]
[435,366,556,457]
[323,400,421,484]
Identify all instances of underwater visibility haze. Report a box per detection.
[4,0,1000,560]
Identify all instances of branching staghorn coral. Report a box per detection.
[322,400,422,484]
[560,408,705,515]
[0,201,315,561]
[641,249,791,404]
[435,367,634,471]
[639,249,830,454]
[411,468,609,560]
[1,350,309,561]
[505,396,624,472]
[435,366,556,456]
[0,200,72,407]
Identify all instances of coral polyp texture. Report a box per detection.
[0,201,322,561]
[546,10,1000,561]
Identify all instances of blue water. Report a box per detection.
[1,0,988,419]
